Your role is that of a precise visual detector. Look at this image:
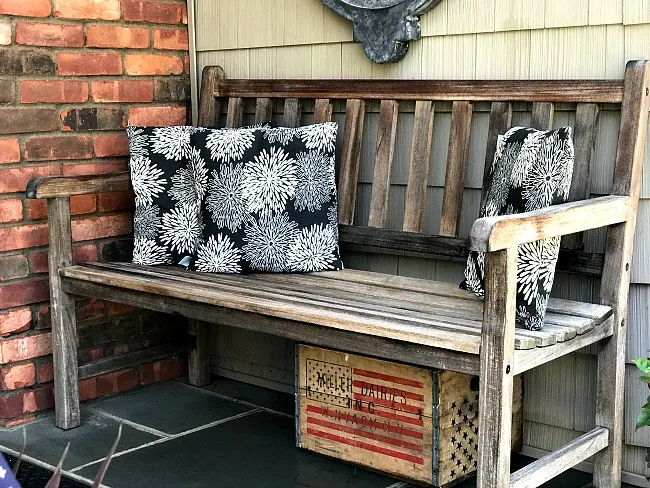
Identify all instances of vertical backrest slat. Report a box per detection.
[562,103,599,249]
[198,66,224,127]
[403,100,436,233]
[314,99,333,123]
[338,99,366,225]
[226,97,243,128]
[481,102,512,210]
[439,101,473,237]
[283,98,302,128]
[368,100,399,228]
[531,102,555,130]
[254,98,273,124]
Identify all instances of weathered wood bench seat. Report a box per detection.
[27,60,650,488]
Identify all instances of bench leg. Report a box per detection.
[48,197,80,430]
[188,319,211,386]
[593,331,625,487]
[477,249,516,488]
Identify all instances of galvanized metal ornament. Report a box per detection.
[321,0,443,63]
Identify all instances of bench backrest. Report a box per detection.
[197,62,650,288]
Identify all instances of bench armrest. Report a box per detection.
[27,172,131,199]
[469,195,630,252]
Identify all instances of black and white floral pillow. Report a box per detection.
[461,126,575,330]
[190,123,343,273]
[126,125,206,266]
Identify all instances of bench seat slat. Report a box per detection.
[63,263,611,354]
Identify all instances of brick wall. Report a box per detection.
[0,0,191,425]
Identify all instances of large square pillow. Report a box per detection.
[460,126,575,331]
[126,125,205,266]
[190,122,343,273]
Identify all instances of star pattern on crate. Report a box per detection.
[448,393,479,481]
[305,359,352,407]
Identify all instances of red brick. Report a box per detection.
[106,302,137,315]
[0,308,32,336]
[37,361,53,383]
[0,386,53,419]
[0,332,51,364]
[28,193,96,220]
[116,368,139,392]
[129,106,186,126]
[93,134,129,157]
[0,254,29,280]
[16,22,83,47]
[20,80,88,104]
[0,139,20,164]
[79,376,97,401]
[184,54,190,75]
[62,107,126,132]
[92,80,154,103]
[25,136,93,161]
[153,29,188,50]
[53,0,120,20]
[139,357,187,385]
[0,164,60,193]
[0,108,59,134]
[0,22,11,46]
[181,4,187,24]
[98,191,135,212]
[0,0,50,17]
[62,160,127,176]
[86,25,150,49]
[0,280,49,310]
[72,213,132,242]
[29,243,98,274]
[75,298,106,323]
[0,363,35,389]
[124,53,183,76]
[0,198,22,223]
[0,223,48,252]
[58,52,122,76]
[0,414,37,427]
[123,0,183,24]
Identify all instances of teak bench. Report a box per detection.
[27,60,650,488]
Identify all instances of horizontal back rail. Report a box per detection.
[211,79,624,103]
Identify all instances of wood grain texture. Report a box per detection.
[212,79,625,103]
[477,248,517,488]
[283,98,302,128]
[594,60,650,488]
[510,428,609,488]
[254,98,273,124]
[368,100,399,228]
[530,102,555,130]
[338,99,366,225]
[47,197,80,430]
[440,101,473,236]
[562,103,599,249]
[188,319,211,386]
[403,101,435,233]
[198,66,224,127]
[469,195,630,252]
[481,102,512,210]
[313,98,333,123]
[226,97,243,128]
[27,172,131,199]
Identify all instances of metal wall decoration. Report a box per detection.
[321,0,443,64]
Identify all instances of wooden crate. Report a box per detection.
[296,345,523,487]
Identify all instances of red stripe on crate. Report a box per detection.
[353,393,424,416]
[352,380,425,402]
[307,404,424,440]
[306,427,425,465]
[306,416,424,452]
[353,368,424,389]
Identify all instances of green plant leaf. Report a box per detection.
[637,407,650,430]
[639,375,650,383]
[634,358,650,374]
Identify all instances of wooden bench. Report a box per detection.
[27,60,650,488]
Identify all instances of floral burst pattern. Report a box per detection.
[192,122,343,273]
[461,126,574,331]
[127,126,205,266]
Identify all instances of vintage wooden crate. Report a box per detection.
[296,345,523,487]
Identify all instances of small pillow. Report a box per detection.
[127,125,205,266]
[461,126,575,330]
[190,122,343,273]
